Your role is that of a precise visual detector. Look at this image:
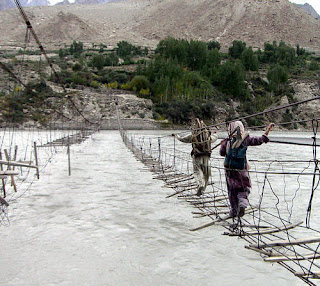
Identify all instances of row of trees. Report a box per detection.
[53,38,319,124]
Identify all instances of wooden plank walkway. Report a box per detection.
[121,129,320,286]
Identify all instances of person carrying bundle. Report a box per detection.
[219,121,274,217]
[173,118,218,196]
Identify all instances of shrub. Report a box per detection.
[121,82,132,90]
[308,60,319,71]
[72,62,82,71]
[139,88,150,96]
[131,75,149,92]
[107,82,119,89]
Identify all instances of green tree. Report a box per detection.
[308,60,319,71]
[187,40,208,70]
[69,41,84,58]
[207,40,221,51]
[241,47,259,71]
[91,54,105,70]
[131,75,149,93]
[296,44,306,56]
[267,64,288,92]
[116,41,142,59]
[275,42,296,67]
[217,60,246,98]
[58,48,65,59]
[105,53,119,66]
[155,37,189,66]
[229,40,246,59]
[72,62,82,72]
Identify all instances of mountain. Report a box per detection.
[0,0,320,53]
[0,0,16,10]
[0,0,118,10]
[296,3,320,19]
[20,0,50,6]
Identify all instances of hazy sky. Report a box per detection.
[289,0,320,14]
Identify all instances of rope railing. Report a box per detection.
[118,115,320,285]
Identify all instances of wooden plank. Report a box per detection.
[0,160,38,169]
[250,236,320,249]
[227,221,303,236]
[0,171,19,176]
[167,183,197,189]
[193,198,227,205]
[190,214,233,231]
[294,272,320,279]
[245,245,272,256]
[166,187,195,198]
[191,208,258,231]
[264,253,320,262]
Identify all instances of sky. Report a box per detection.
[47,0,320,15]
[289,0,320,14]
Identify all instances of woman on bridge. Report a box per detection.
[219,121,274,217]
[173,118,218,196]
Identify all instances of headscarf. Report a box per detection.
[227,121,249,149]
[228,121,245,135]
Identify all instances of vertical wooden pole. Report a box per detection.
[33,142,40,179]
[158,138,161,162]
[67,139,71,176]
[4,149,17,192]
[173,136,176,168]
[0,151,6,198]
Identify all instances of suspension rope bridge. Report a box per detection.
[1,0,320,284]
[117,100,320,285]
[0,0,101,224]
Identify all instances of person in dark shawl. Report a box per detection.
[219,121,274,217]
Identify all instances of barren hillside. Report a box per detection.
[0,0,320,51]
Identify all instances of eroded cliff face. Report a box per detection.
[43,87,158,130]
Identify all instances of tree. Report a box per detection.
[155,36,189,66]
[104,53,119,66]
[72,62,82,71]
[276,42,296,67]
[58,48,65,59]
[240,47,259,71]
[296,44,306,56]
[131,75,149,93]
[217,60,246,98]
[116,41,142,59]
[91,54,105,70]
[308,60,319,71]
[207,48,221,69]
[187,40,208,70]
[267,64,288,92]
[69,41,84,58]
[207,40,221,51]
[228,40,246,59]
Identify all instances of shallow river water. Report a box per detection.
[0,130,319,286]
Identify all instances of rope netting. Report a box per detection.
[118,115,320,285]
[0,0,100,225]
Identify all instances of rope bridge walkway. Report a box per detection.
[119,120,320,285]
[0,0,101,224]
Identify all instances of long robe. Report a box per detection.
[176,133,218,192]
[219,134,269,216]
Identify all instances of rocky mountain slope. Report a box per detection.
[296,3,320,19]
[0,0,320,52]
